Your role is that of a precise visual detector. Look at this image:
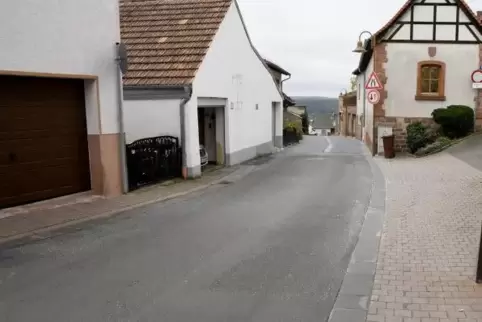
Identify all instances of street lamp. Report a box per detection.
[353,30,374,53]
[353,30,375,146]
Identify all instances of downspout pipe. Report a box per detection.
[116,43,129,194]
[180,85,193,179]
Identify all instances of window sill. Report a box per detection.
[415,95,446,101]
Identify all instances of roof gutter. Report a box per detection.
[123,85,188,100]
[179,85,193,179]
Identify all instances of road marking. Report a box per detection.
[324,136,333,153]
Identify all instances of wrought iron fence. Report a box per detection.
[126,136,182,191]
[283,128,301,146]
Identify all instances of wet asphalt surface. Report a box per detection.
[0,136,374,322]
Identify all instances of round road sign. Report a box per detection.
[471,69,482,83]
[367,89,380,104]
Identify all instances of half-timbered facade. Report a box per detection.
[353,0,482,154]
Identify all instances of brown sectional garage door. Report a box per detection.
[0,75,91,209]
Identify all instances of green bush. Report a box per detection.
[414,136,452,156]
[406,122,433,154]
[431,105,474,138]
[296,131,303,140]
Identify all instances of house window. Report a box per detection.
[415,61,446,101]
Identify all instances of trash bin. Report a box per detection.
[382,135,395,159]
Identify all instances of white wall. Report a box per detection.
[124,99,181,144]
[385,43,478,118]
[357,59,374,143]
[188,2,282,167]
[0,0,121,135]
[356,75,364,121]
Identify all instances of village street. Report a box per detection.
[0,136,375,322]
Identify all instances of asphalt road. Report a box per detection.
[0,136,374,322]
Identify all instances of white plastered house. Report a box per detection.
[353,0,482,154]
[120,0,284,178]
[0,0,124,209]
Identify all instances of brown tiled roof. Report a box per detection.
[120,0,232,87]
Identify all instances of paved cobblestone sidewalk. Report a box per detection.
[0,165,243,246]
[367,153,482,322]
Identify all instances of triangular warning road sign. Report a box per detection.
[365,71,383,90]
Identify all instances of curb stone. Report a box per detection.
[0,166,247,248]
[327,145,386,322]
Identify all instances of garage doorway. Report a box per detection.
[0,75,91,209]
[197,106,225,170]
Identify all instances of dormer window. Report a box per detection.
[415,61,446,101]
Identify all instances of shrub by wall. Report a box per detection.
[406,122,434,154]
[431,105,474,138]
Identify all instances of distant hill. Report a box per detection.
[292,96,338,115]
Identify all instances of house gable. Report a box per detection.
[192,2,281,101]
[378,0,482,44]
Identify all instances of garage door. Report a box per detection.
[0,75,91,209]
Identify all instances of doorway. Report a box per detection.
[198,106,225,170]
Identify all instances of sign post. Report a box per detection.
[477,223,482,283]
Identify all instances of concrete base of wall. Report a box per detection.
[226,141,274,166]
[186,165,202,179]
[274,136,283,148]
[87,133,123,197]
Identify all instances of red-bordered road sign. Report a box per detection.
[365,71,383,90]
[367,89,380,104]
[471,69,482,83]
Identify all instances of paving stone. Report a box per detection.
[366,153,482,322]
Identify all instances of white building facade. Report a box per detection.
[353,0,482,154]
[122,0,283,178]
[0,0,123,208]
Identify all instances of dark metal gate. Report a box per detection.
[283,128,300,146]
[126,136,182,191]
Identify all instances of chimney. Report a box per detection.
[477,11,482,23]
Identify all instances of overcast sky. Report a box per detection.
[237,0,482,98]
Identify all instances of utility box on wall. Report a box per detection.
[377,126,393,155]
